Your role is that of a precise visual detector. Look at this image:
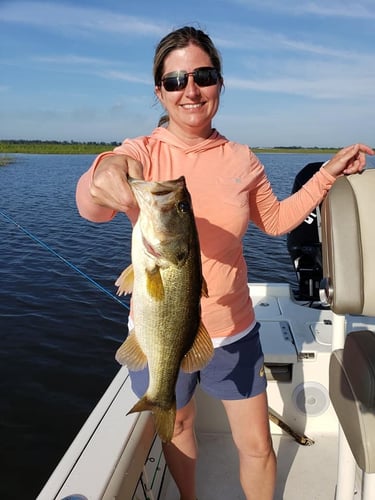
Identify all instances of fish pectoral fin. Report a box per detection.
[146,267,165,300]
[115,264,134,296]
[201,277,209,298]
[181,321,214,373]
[127,396,176,443]
[115,330,147,370]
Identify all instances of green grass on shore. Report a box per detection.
[0,140,343,155]
[0,155,16,166]
[0,140,120,155]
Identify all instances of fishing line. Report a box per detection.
[0,209,130,310]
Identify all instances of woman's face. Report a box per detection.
[155,43,222,141]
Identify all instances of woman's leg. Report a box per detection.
[222,391,276,500]
[128,362,198,499]
[162,397,198,500]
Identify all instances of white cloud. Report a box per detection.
[212,19,375,102]
[33,55,115,66]
[33,54,152,85]
[215,22,368,60]
[101,70,151,85]
[227,0,375,19]
[216,98,375,147]
[0,1,168,37]
[31,54,152,85]
[225,51,375,100]
[226,74,375,100]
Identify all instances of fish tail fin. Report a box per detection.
[152,404,176,443]
[127,396,176,442]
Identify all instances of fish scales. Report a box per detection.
[115,176,213,442]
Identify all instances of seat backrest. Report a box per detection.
[322,169,375,476]
[321,169,375,316]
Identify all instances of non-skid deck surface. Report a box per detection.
[162,432,338,499]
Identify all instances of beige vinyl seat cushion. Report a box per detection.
[321,170,375,473]
[329,330,375,472]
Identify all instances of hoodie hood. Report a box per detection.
[151,127,228,154]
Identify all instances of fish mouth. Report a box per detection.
[129,177,186,195]
[142,235,161,259]
[141,233,190,267]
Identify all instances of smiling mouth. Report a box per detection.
[181,103,204,110]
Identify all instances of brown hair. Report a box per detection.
[153,26,223,126]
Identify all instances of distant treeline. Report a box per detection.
[253,145,340,153]
[0,140,344,155]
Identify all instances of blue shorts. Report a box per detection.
[128,322,266,409]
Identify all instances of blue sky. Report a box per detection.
[1,0,374,147]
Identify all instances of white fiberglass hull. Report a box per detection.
[37,283,374,500]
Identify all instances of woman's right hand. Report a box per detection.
[90,154,144,212]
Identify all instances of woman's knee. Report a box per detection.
[222,393,273,458]
[236,432,273,459]
[172,398,196,438]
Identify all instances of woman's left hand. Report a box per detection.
[324,143,374,178]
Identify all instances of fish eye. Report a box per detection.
[177,201,191,213]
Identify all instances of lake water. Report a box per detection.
[1,152,373,499]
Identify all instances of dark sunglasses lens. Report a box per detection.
[162,72,187,91]
[195,68,219,86]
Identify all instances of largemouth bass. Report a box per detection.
[115,176,213,442]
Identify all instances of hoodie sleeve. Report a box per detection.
[75,152,118,222]
[250,162,335,236]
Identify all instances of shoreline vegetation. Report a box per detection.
[0,140,344,163]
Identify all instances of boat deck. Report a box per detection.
[162,431,338,500]
[37,283,374,500]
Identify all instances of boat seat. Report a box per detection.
[320,169,375,498]
[329,331,375,472]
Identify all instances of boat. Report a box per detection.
[37,166,375,500]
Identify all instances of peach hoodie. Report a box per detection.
[76,127,335,340]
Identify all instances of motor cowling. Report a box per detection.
[287,162,324,301]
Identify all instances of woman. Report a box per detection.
[76,26,373,500]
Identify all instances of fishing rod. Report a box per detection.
[0,209,130,310]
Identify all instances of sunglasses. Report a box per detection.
[160,66,221,92]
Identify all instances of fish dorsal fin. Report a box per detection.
[115,330,147,370]
[181,321,214,373]
[146,267,164,300]
[115,265,134,296]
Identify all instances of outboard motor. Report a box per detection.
[287,162,324,301]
